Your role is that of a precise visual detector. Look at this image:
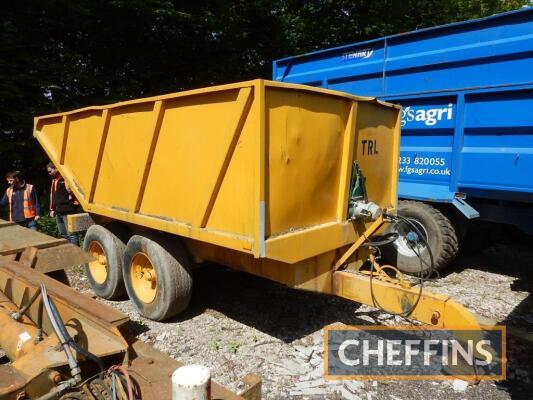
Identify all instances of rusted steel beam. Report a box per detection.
[0,260,261,399]
[128,340,261,400]
[0,219,89,272]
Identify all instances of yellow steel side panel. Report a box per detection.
[83,203,254,252]
[336,102,358,221]
[390,108,402,210]
[93,103,155,211]
[63,111,104,197]
[355,102,400,211]
[185,239,296,287]
[34,116,64,162]
[139,88,254,231]
[293,250,338,293]
[254,80,267,258]
[265,88,348,236]
[187,238,336,293]
[265,221,356,264]
[34,80,401,265]
[205,100,258,240]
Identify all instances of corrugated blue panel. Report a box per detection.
[459,90,533,193]
[274,7,533,206]
[385,55,533,95]
[274,8,533,96]
[385,11,533,94]
[276,40,386,90]
[397,97,455,189]
[328,76,383,97]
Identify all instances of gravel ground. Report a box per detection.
[68,229,533,400]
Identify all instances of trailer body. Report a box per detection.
[34,80,479,328]
[35,80,399,286]
[273,8,533,234]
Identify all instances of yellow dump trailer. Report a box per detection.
[34,79,477,327]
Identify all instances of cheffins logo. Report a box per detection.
[342,48,374,61]
[325,326,506,380]
[401,104,454,127]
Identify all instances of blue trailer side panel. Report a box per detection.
[461,89,533,194]
[273,8,533,224]
[274,8,533,96]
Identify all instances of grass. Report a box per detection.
[228,342,240,354]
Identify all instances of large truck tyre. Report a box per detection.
[83,224,129,299]
[123,233,192,321]
[383,200,459,274]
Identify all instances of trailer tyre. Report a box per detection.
[123,233,192,321]
[382,201,458,274]
[83,224,129,299]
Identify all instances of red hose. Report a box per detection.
[109,365,134,400]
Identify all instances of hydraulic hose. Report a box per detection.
[11,286,41,321]
[35,378,79,400]
[36,297,44,342]
[360,232,399,248]
[363,212,435,317]
[40,284,81,380]
[47,295,105,375]
[368,254,424,317]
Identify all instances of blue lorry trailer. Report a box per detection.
[273,7,533,272]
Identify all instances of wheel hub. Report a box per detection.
[406,231,419,244]
[88,241,108,284]
[393,218,428,257]
[130,252,158,304]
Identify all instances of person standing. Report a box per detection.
[0,171,41,230]
[47,162,79,245]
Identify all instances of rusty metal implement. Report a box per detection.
[0,224,260,400]
[0,219,90,273]
[0,261,260,400]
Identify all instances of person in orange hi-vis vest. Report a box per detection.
[47,162,80,245]
[0,171,41,230]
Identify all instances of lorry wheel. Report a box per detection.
[83,224,128,299]
[123,233,192,321]
[382,200,458,274]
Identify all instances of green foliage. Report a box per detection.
[37,215,59,237]
[0,0,528,187]
[228,342,240,354]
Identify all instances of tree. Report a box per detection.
[0,0,527,215]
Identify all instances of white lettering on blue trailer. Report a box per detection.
[341,48,374,61]
[398,154,452,180]
[401,104,454,127]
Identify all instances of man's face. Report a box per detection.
[6,177,21,188]
[47,167,58,178]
